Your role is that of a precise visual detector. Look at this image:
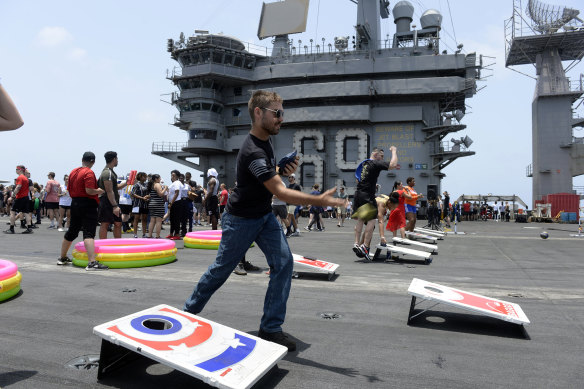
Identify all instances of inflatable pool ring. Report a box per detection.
[184,230,223,249]
[0,259,22,302]
[183,230,256,250]
[72,238,177,268]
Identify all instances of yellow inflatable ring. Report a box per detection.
[0,271,22,302]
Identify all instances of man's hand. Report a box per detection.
[318,187,346,207]
[281,156,300,176]
[113,206,121,217]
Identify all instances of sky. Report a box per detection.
[1,0,583,206]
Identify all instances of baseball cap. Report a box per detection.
[82,151,96,162]
[207,168,218,178]
[16,165,26,171]
[289,173,295,178]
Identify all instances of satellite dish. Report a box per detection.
[257,0,310,40]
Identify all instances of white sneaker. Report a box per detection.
[58,227,65,232]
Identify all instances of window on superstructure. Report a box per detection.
[179,81,189,90]
[234,87,242,96]
[200,51,210,63]
[202,79,213,89]
[244,57,255,69]
[233,55,243,68]
[224,53,234,65]
[189,129,217,140]
[202,102,212,111]
[181,55,192,66]
[211,104,223,114]
[212,51,223,64]
[191,53,200,64]
[190,102,201,111]
[232,108,241,117]
[192,79,201,89]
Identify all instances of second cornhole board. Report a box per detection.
[292,254,339,280]
[405,231,437,243]
[93,304,287,389]
[370,244,432,264]
[392,237,438,254]
[407,278,530,327]
[414,227,445,239]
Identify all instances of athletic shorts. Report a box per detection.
[206,196,220,217]
[193,203,202,214]
[405,204,417,213]
[287,205,296,214]
[354,190,374,211]
[272,204,287,220]
[65,197,99,241]
[45,202,59,210]
[12,197,29,214]
[59,205,71,210]
[120,204,132,216]
[97,196,122,224]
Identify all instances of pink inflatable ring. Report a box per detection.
[0,259,22,302]
[72,238,177,268]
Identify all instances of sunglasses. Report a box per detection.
[261,107,284,118]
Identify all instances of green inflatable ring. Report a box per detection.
[72,255,176,269]
[0,285,21,302]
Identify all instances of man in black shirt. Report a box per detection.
[352,147,398,259]
[184,90,345,352]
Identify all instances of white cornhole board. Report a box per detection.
[414,227,445,238]
[93,304,287,389]
[392,237,438,254]
[405,231,437,243]
[371,244,433,264]
[407,278,530,326]
[292,254,339,279]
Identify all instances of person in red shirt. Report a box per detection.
[57,152,107,270]
[219,183,229,215]
[3,165,33,234]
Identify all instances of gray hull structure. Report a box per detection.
[505,0,584,205]
[154,0,482,201]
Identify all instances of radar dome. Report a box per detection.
[393,1,414,33]
[420,9,443,30]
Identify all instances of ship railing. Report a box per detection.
[537,76,584,95]
[152,142,187,153]
[429,141,471,154]
[526,163,533,177]
[573,185,584,195]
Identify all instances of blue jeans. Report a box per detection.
[184,211,293,333]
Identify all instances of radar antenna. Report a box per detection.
[526,0,583,34]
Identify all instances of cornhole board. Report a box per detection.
[370,244,432,264]
[406,278,530,327]
[292,254,339,280]
[93,304,287,389]
[392,237,438,254]
[405,231,437,244]
[414,227,445,239]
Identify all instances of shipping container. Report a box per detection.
[546,193,580,218]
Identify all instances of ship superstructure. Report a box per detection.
[154,0,483,203]
[505,0,584,205]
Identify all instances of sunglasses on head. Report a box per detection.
[261,107,284,118]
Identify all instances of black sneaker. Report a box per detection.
[57,256,72,266]
[242,261,260,271]
[233,264,247,276]
[3,227,15,234]
[28,224,38,229]
[258,329,296,352]
[22,228,34,234]
[86,261,109,271]
[352,243,364,258]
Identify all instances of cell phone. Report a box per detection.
[277,150,297,171]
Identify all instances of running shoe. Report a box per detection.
[233,263,247,276]
[22,228,34,234]
[352,243,364,258]
[85,261,109,271]
[58,227,65,232]
[303,226,312,232]
[242,261,260,271]
[57,256,72,266]
[359,244,371,260]
[258,329,296,352]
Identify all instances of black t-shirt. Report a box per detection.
[226,134,277,217]
[287,182,302,206]
[356,159,390,195]
[443,196,450,210]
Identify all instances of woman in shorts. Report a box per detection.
[58,175,72,232]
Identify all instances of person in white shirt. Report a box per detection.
[57,175,72,232]
[179,174,190,236]
[167,170,183,240]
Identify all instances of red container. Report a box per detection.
[546,193,580,217]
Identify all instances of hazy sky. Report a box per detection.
[1,0,583,205]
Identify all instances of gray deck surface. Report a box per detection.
[1,217,583,388]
